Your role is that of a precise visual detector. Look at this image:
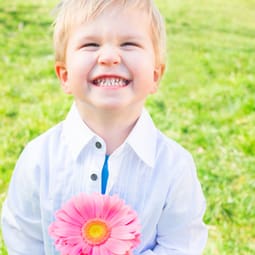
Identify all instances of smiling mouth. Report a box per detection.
[92,77,130,87]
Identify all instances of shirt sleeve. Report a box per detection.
[1,144,45,255]
[140,152,208,255]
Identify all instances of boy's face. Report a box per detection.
[56,6,164,113]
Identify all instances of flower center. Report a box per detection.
[82,219,110,245]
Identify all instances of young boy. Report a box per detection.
[1,0,207,254]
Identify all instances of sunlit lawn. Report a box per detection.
[1,0,255,254]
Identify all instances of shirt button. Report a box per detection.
[95,141,102,149]
[90,173,98,181]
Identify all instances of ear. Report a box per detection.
[154,63,165,83]
[55,61,72,94]
[150,64,165,94]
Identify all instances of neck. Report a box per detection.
[76,103,142,154]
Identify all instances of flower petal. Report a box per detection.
[104,238,131,255]
[80,193,96,218]
[68,243,83,255]
[49,193,141,255]
[92,245,103,255]
[98,244,112,255]
[111,226,135,240]
[62,199,87,224]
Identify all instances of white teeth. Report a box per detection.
[94,78,128,87]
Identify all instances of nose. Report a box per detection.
[98,45,121,66]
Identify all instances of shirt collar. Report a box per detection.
[62,103,96,160]
[62,104,157,167]
[126,108,157,168]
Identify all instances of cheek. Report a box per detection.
[139,61,157,82]
[66,61,89,81]
[66,51,94,70]
[128,52,155,75]
[140,62,159,93]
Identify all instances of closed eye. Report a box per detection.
[121,42,140,48]
[81,43,100,49]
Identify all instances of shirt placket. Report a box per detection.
[86,139,105,194]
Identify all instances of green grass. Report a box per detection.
[1,0,254,254]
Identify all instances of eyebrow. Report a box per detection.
[75,35,99,42]
[75,32,148,42]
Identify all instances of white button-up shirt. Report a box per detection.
[1,104,207,255]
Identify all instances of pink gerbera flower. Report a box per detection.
[48,193,141,255]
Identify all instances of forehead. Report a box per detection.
[82,7,149,30]
[67,5,152,38]
[68,8,153,44]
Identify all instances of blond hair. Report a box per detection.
[52,0,166,65]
